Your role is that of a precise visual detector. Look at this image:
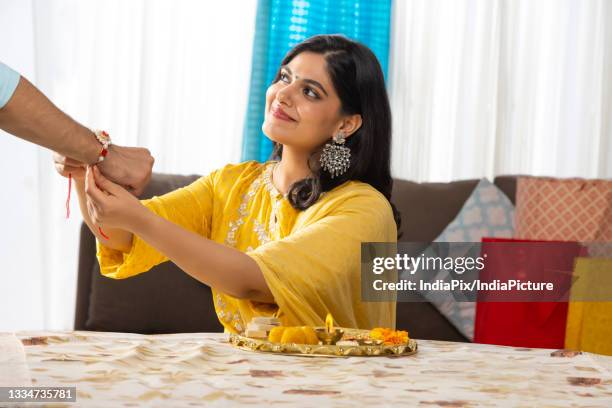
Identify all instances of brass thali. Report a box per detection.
[229,327,418,357]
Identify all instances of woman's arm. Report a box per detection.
[134,209,273,302]
[85,166,274,302]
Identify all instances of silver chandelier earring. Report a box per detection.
[320,131,351,178]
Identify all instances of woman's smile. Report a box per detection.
[270,105,297,122]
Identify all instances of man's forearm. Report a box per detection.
[0,76,101,164]
[131,210,273,302]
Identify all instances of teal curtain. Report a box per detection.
[241,0,393,162]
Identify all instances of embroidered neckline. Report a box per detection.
[263,161,287,200]
[225,162,282,248]
[263,160,336,202]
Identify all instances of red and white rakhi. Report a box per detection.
[93,130,112,163]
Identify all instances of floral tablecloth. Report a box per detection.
[1,331,611,407]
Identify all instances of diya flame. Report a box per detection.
[325,312,334,333]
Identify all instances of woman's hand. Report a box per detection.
[84,165,146,231]
[53,153,86,181]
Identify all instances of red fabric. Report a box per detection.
[474,237,584,348]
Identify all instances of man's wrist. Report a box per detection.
[70,126,101,165]
[98,143,115,165]
[97,145,126,179]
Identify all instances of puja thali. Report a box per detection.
[229,327,418,357]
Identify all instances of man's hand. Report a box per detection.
[53,153,86,181]
[0,74,153,192]
[97,145,154,196]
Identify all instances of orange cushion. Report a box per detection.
[515,177,612,241]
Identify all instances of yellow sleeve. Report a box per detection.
[246,188,397,330]
[97,170,217,279]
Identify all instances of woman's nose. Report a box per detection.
[277,93,290,107]
[276,84,296,106]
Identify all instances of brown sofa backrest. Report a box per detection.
[75,173,223,334]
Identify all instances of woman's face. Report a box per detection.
[263,51,357,153]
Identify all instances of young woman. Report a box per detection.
[55,34,401,333]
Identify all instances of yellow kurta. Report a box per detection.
[97,160,397,333]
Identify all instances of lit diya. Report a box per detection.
[315,313,344,345]
[231,312,417,356]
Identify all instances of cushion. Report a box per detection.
[436,179,515,241]
[414,179,515,340]
[515,177,612,242]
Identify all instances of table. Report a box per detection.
[1,331,611,407]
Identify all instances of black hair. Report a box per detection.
[269,34,401,237]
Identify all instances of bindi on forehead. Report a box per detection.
[283,65,319,79]
[281,64,330,97]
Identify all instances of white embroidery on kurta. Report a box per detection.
[220,163,281,333]
[253,219,271,245]
[224,162,284,248]
[224,176,260,247]
[262,162,283,240]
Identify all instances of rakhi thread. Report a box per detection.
[98,226,110,240]
[65,173,110,240]
[66,173,72,219]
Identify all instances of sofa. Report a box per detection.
[74,172,517,342]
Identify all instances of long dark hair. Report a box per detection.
[269,34,401,236]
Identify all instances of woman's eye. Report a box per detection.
[278,72,319,99]
[304,87,319,99]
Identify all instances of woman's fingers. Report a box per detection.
[85,166,110,206]
[87,191,102,212]
[86,199,98,223]
[92,165,123,196]
[87,198,104,223]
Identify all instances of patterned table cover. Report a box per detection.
[1,331,611,407]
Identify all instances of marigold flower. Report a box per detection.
[369,327,409,345]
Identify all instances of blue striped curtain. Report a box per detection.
[241,0,393,162]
